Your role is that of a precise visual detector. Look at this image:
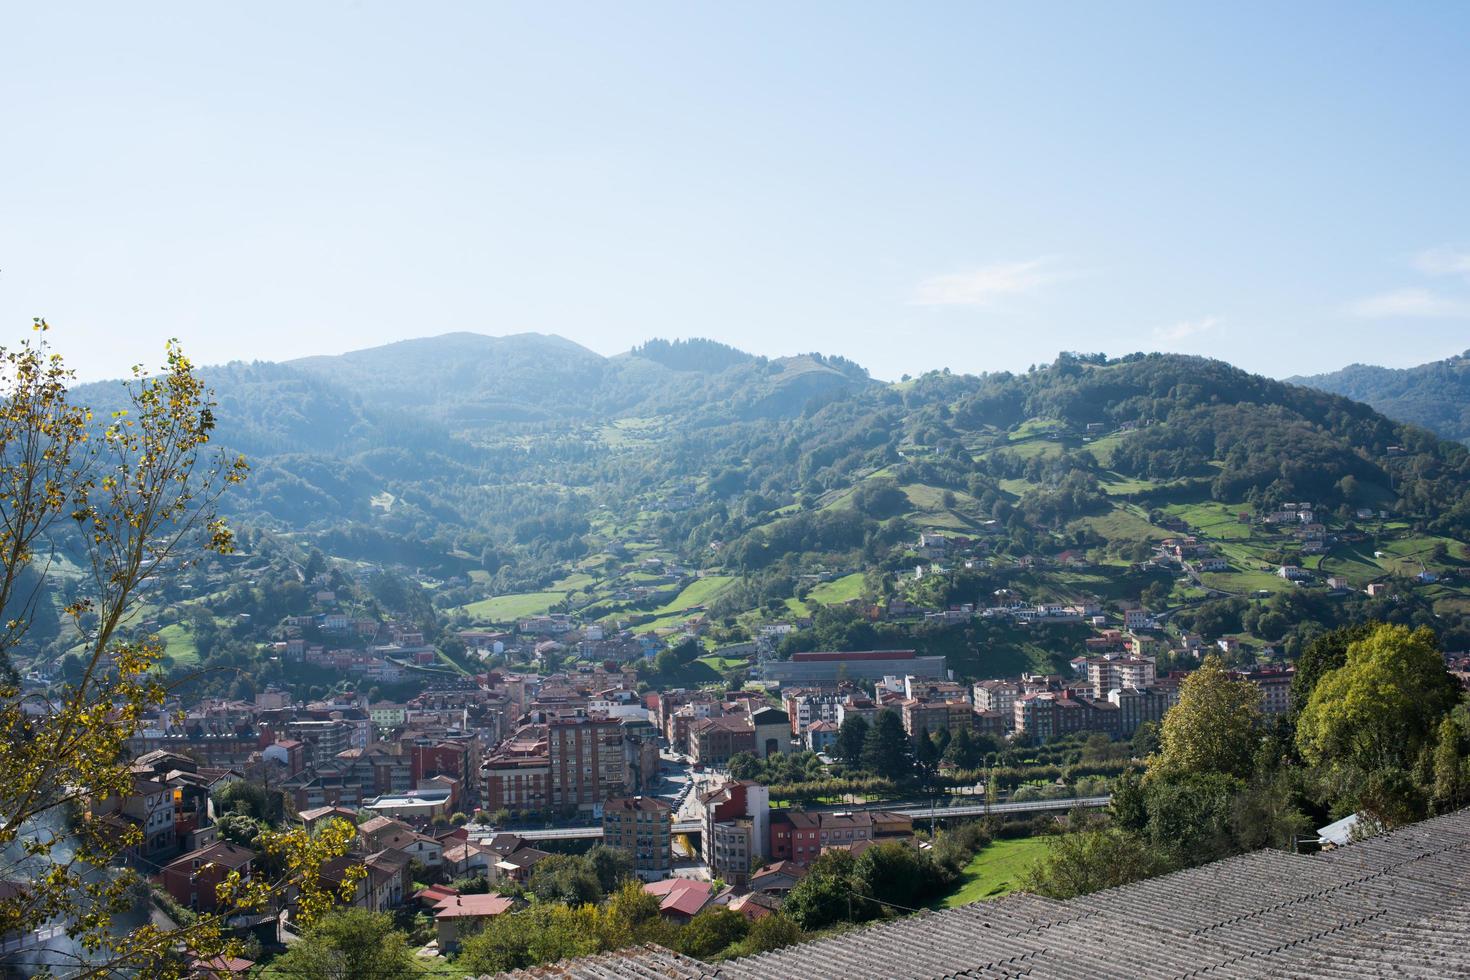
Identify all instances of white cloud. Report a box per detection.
[1344,287,1470,319]
[913,257,1063,307]
[1154,316,1222,343]
[1412,247,1470,280]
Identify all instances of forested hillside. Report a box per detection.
[1293,351,1470,446]
[52,337,1470,675]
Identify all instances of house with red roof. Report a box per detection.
[433,892,513,950]
[642,878,717,923]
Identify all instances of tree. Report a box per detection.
[945,726,982,770]
[836,715,869,769]
[678,907,749,958]
[1296,625,1460,772]
[1130,721,1161,758]
[1431,715,1467,813]
[459,903,603,975]
[740,911,803,953]
[728,751,760,780]
[0,328,353,975]
[1143,772,1243,866]
[1289,623,1374,719]
[528,853,602,905]
[1150,654,1261,781]
[215,811,264,849]
[269,908,418,980]
[584,843,634,893]
[782,849,861,930]
[861,710,911,781]
[914,726,940,791]
[852,840,942,911]
[1020,824,1169,899]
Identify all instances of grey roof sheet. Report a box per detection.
[485,807,1470,980]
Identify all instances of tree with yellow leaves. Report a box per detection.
[0,323,357,978]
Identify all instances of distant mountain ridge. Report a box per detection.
[67,337,1470,601]
[1291,351,1470,445]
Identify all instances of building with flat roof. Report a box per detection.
[362,786,453,821]
[761,650,947,686]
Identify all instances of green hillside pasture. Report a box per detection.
[1083,432,1127,467]
[1097,472,1162,496]
[900,483,985,531]
[157,623,199,666]
[697,654,749,673]
[1316,542,1387,586]
[806,572,865,605]
[459,591,562,622]
[551,571,597,592]
[928,622,1087,680]
[1375,533,1466,575]
[935,836,1055,907]
[1010,417,1065,440]
[1162,501,1254,540]
[1201,568,1287,595]
[996,478,1032,499]
[654,575,735,616]
[1074,506,1170,549]
[999,439,1065,462]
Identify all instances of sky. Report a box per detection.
[2,2,1469,382]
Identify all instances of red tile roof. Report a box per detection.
[434,893,513,919]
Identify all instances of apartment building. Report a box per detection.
[602,795,673,880]
[547,716,627,812]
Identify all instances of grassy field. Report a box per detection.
[157,623,199,666]
[935,836,1054,908]
[1084,432,1127,466]
[457,590,562,622]
[550,571,597,592]
[806,572,865,605]
[1163,500,1254,539]
[1097,473,1162,495]
[697,654,748,672]
[654,575,735,615]
[1075,506,1170,547]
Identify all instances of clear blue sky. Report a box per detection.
[3,2,1469,381]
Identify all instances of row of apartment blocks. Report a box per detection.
[647,689,799,764]
[973,655,1296,741]
[696,778,915,886]
[480,714,663,816]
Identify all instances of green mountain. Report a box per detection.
[1291,351,1470,446]
[71,338,1470,661]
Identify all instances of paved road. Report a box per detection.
[513,794,1112,841]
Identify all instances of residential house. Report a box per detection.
[161,842,255,913]
[433,893,513,951]
[643,878,716,923]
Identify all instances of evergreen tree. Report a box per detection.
[914,726,941,791]
[945,726,982,770]
[861,710,912,781]
[836,714,869,768]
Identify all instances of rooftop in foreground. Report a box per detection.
[484,805,1470,979]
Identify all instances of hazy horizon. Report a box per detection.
[4,2,1470,382]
